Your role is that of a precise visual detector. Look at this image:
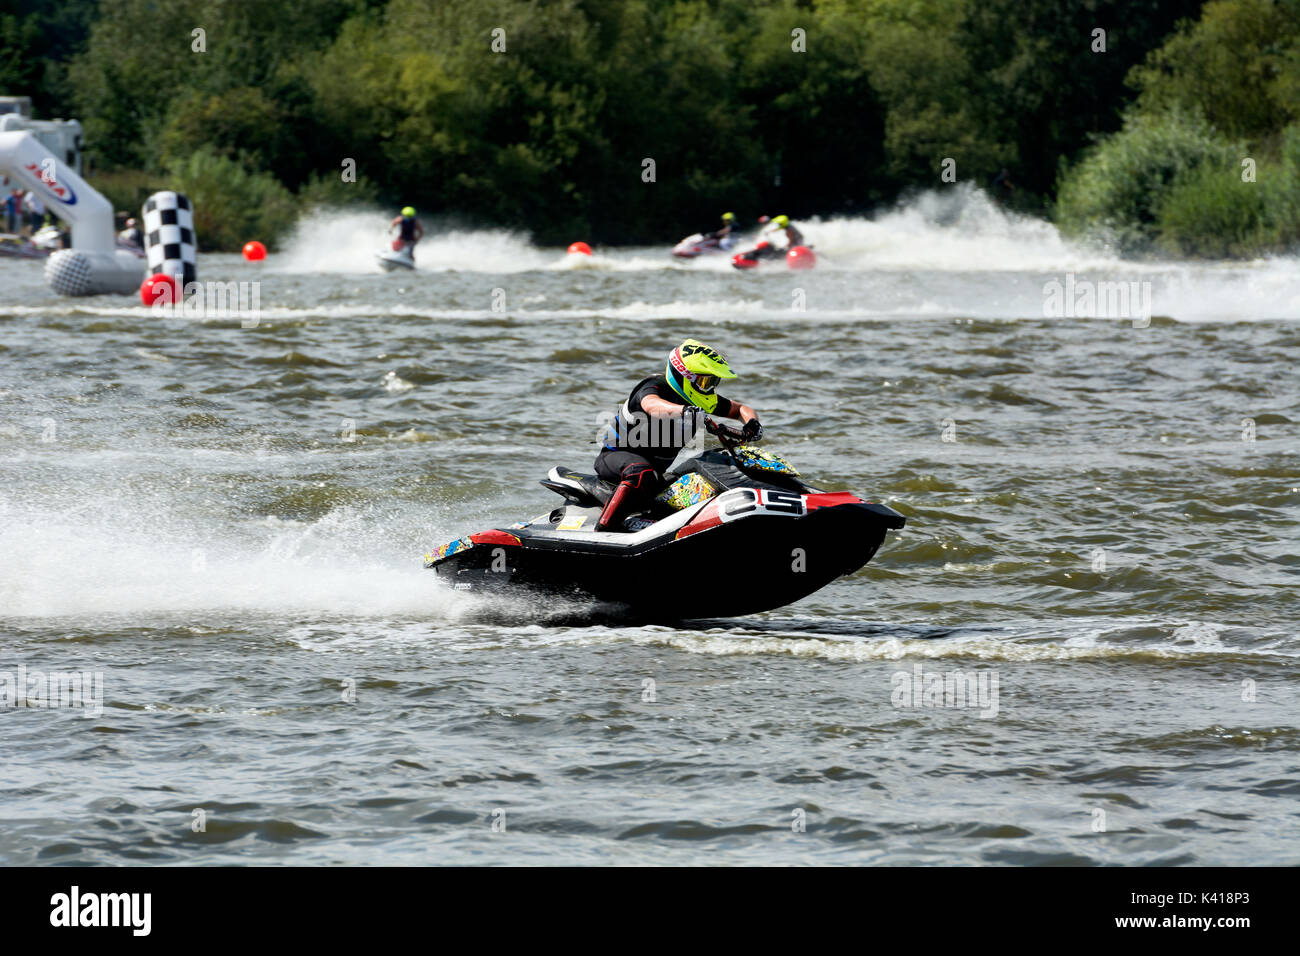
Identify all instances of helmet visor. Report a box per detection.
[690,373,719,394]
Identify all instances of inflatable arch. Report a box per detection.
[0,127,144,295]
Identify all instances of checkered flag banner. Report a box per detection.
[142,191,197,286]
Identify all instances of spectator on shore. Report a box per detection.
[992,168,1015,204]
[3,190,20,234]
[23,191,46,234]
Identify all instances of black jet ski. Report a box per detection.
[424,422,904,618]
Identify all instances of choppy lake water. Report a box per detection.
[2,194,1297,864]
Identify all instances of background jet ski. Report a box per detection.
[0,232,48,259]
[672,232,734,258]
[731,242,817,270]
[377,238,415,271]
[425,421,904,618]
[0,224,143,259]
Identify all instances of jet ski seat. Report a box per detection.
[540,466,615,507]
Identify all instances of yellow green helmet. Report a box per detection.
[722,211,735,222]
[665,339,737,413]
[401,206,416,218]
[773,214,789,229]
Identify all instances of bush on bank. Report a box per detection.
[164,150,297,253]
[1054,110,1248,256]
[1055,0,1300,259]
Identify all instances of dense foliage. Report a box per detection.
[1057,0,1300,257]
[7,0,1295,255]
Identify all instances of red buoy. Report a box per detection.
[242,240,267,261]
[787,245,816,270]
[140,273,180,306]
[567,241,592,256]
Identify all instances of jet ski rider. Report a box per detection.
[390,206,424,249]
[118,217,143,249]
[748,214,803,260]
[706,211,737,247]
[594,339,762,532]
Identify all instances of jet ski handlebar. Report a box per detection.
[703,416,750,471]
[704,416,744,444]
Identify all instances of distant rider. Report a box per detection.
[119,217,143,249]
[594,338,762,532]
[761,214,803,251]
[743,215,803,261]
[706,211,737,248]
[389,206,424,251]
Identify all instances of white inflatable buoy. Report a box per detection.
[45,248,145,296]
[142,191,197,286]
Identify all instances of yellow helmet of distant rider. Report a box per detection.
[772,215,789,229]
[665,339,737,414]
[401,206,416,218]
[721,211,735,223]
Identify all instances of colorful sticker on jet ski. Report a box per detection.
[557,514,588,531]
[424,536,472,567]
[733,444,800,477]
[656,472,716,511]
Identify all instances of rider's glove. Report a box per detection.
[681,405,703,433]
[741,419,764,443]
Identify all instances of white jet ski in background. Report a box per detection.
[377,238,415,272]
[671,232,734,259]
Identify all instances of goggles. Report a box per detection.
[688,371,719,394]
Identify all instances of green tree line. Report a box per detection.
[6,0,1294,257]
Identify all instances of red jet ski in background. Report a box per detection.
[731,242,817,270]
[731,215,816,270]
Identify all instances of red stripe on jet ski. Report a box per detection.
[470,530,522,546]
[674,501,723,539]
[804,492,865,510]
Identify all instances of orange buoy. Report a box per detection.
[567,241,592,256]
[242,240,267,261]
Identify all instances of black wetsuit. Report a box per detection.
[595,376,737,490]
[399,218,417,242]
